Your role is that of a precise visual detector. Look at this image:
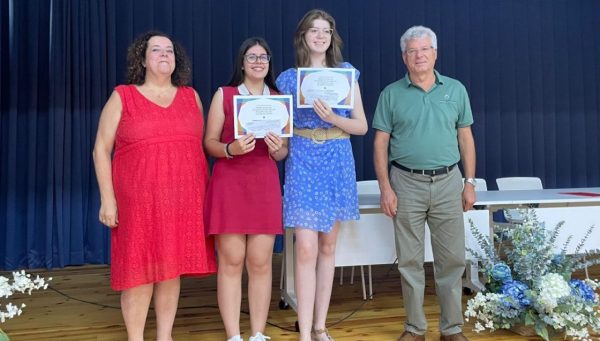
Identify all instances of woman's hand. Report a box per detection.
[313,98,338,124]
[93,90,122,229]
[264,132,283,155]
[229,133,256,156]
[99,199,118,228]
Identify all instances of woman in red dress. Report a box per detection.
[204,37,287,341]
[93,31,216,340]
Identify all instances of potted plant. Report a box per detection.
[464,209,600,340]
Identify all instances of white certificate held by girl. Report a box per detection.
[233,95,293,138]
[296,67,355,109]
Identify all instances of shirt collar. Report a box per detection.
[403,70,444,88]
[237,83,270,96]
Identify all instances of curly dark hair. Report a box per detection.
[126,30,191,86]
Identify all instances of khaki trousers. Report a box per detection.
[390,166,465,335]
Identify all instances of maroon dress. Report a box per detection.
[111,85,216,291]
[204,86,283,235]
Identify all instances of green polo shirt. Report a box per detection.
[372,70,473,170]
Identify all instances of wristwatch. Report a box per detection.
[464,178,477,187]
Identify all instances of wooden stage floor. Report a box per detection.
[2,255,597,340]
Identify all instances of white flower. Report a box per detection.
[536,273,571,312]
[0,277,13,298]
[474,321,485,332]
[0,271,51,326]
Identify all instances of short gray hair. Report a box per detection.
[400,25,438,53]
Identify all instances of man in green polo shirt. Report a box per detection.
[373,25,477,341]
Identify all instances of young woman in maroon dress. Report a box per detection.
[204,37,287,341]
[93,31,216,341]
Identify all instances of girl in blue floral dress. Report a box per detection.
[275,9,367,341]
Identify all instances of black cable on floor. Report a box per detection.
[48,286,120,309]
[47,285,375,332]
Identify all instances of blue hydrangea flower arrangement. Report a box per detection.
[464,209,600,340]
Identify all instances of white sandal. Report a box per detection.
[249,332,271,341]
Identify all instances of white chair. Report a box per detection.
[496,177,543,191]
[495,177,543,223]
[356,179,380,194]
[337,180,380,300]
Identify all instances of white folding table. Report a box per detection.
[280,187,600,311]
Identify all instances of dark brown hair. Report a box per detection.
[227,37,279,92]
[126,30,191,86]
[293,9,344,68]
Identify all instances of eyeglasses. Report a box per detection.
[244,54,271,64]
[307,27,333,36]
[405,46,434,56]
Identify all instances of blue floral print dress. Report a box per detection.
[275,62,360,232]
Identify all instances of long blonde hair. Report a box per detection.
[293,9,344,68]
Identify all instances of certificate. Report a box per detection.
[297,68,355,109]
[233,95,293,138]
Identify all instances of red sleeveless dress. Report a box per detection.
[204,86,283,235]
[111,85,216,291]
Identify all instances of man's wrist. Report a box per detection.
[464,177,477,187]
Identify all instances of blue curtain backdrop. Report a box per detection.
[1,0,599,270]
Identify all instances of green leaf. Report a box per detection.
[0,329,9,341]
[535,322,549,341]
[524,311,535,325]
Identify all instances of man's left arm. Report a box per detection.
[458,126,476,211]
